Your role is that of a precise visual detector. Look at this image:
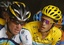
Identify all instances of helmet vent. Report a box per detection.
[48,6,50,8]
[46,9,47,13]
[48,9,51,13]
[54,10,57,11]
[56,16,59,18]
[24,13,29,19]
[52,7,54,9]
[50,12,54,15]
[58,11,60,13]
[54,14,57,16]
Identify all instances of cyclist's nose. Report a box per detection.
[41,21,46,26]
[16,24,21,28]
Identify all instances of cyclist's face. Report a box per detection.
[8,19,25,35]
[39,16,54,33]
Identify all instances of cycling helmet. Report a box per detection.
[0,1,10,27]
[0,1,12,7]
[7,1,31,21]
[0,1,12,11]
[33,11,42,21]
[42,5,62,21]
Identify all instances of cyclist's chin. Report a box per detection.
[13,31,20,35]
[39,28,48,33]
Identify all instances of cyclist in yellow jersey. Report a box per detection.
[19,5,62,45]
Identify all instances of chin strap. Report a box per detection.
[5,23,14,37]
[45,23,54,33]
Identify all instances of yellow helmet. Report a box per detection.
[42,5,62,21]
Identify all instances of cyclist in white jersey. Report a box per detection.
[0,1,31,45]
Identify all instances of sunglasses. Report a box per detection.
[41,18,55,24]
[10,18,25,25]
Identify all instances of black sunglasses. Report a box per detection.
[10,18,25,25]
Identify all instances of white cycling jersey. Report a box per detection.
[0,26,21,45]
[0,25,32,45]
[19,28,32,45]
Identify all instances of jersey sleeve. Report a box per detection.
[19,28,32,45]
[52,27,62,45]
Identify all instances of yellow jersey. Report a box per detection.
[0,18,6,25]
[23,21,62,45]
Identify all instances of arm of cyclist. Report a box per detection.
[19,28,32,45]
[56,30,64,45]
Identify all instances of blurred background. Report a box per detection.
[0,0,64,21]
